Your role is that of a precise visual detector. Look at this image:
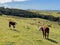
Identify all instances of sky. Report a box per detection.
[0,0,60,10]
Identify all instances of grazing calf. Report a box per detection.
[9,21,16,29]
[39,26,49,39]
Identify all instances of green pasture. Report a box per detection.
[0,15,60,45]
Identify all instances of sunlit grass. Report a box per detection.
[0,15,60,45]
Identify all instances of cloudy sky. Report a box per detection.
[0,0,60,10]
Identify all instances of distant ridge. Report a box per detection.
[27,10,60,12]
[40,10,60,12]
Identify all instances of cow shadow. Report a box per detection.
[46,38,58,44]
[10,28,20,32]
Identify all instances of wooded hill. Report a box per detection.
[0,7,60,22]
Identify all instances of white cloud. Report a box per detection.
[0,0,12,3]
[0,0,27,3]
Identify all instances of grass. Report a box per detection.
[29,10,60,17]
[0,15,60,45]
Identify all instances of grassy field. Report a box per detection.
[0,15,60,45]
[29,10,60,17]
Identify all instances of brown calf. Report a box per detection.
[39,26,49,39]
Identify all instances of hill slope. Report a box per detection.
[0,15,60,45]
[0,7,60,22]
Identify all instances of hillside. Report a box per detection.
[0,15,60,45]
[0,7,60,22]
[29,10,60,17]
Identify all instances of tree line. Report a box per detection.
[0,7,60,22]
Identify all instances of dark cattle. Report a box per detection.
[39,26,49,39]
[9,21,16,29]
